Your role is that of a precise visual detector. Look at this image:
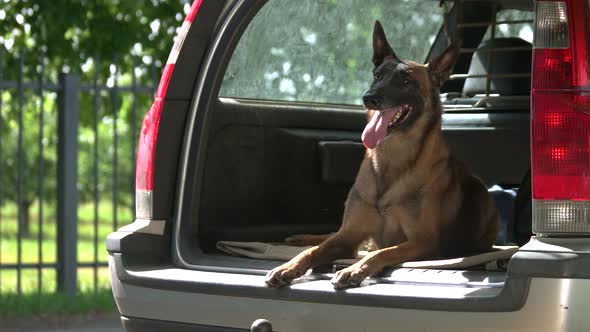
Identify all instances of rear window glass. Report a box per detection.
[219,0,445,105]
[484,9,534,42]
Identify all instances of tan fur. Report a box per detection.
[265,25,499,289]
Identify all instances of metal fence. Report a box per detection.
[0,47,158,296]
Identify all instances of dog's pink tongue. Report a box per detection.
[362,110,397,149]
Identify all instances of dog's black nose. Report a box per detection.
[363,94,382,109]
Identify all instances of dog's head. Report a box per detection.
[362,20,460,149]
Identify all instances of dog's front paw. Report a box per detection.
[265,262,307,288]
[331,264,371,289]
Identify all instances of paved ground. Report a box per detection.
[1,312,123,332]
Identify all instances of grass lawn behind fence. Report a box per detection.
[0,200,133,294]
[0,288,116,317]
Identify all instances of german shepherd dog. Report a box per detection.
[266,21,499,289]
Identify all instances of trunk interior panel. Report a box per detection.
[196,99,530,252]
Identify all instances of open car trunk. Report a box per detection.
[178,96,529,266]
[170,0,533,305]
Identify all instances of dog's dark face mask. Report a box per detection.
[361,20,460,149]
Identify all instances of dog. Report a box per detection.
[265,21,499,289]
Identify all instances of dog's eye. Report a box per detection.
[403,79,409,85]
[374,72,382,80]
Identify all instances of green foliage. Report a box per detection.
[0,0,192,231]
[0,0,191,82]
[0,91,57,205]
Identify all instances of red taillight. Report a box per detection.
[531,0,590,234]
[135,98,164,191]
[532,93,590,200]
[532,49,573,89]
[135,1,202,219]
[135,64,175,193]
[155,63,175,100]
[185,0,204,23]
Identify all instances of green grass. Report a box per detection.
[0,199,132,314]
[0,288,116,318]
[0,267,112,293]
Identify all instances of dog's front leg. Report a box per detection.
[264,234,356,288]
[266,188,381,288]
[331,239,437,289]
[285,233,334,246]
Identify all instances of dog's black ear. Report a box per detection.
[428,40,461,86]
[372,20,399,66]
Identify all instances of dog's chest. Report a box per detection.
[375,168,422,209]
[356,152,425,211]
[372,182,422,248]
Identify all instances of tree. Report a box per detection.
[0,0,192,234]
[0,90,57,235]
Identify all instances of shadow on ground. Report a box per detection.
[1,312,122,332]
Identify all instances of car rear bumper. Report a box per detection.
[108,229,590,331]
[108,254,590,331]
